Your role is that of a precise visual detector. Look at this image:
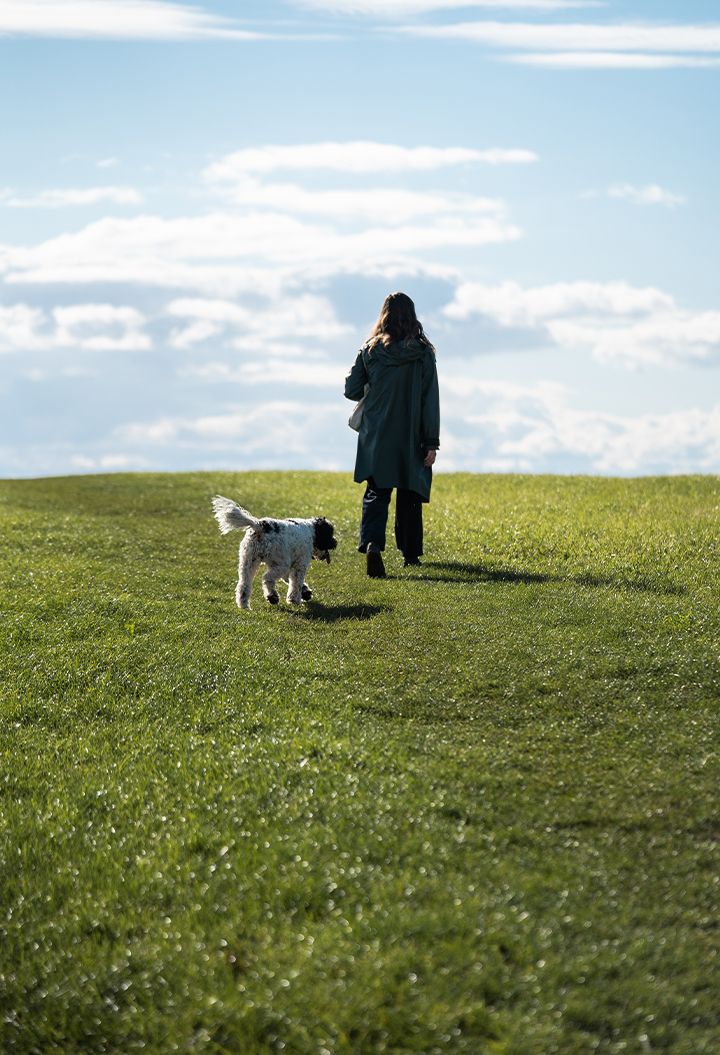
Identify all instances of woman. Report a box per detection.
[344,291,440,578]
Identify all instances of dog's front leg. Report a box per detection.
[287,560,310,605]
[262,565,282,605]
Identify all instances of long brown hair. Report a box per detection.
[367,292,433,350]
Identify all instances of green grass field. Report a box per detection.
[1,471,718,1055]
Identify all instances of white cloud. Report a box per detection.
[70,453,144,469]
[169,319,222,350]
[53,303,151,350]
[297,0,601,13]
[402,20,720,70]
[0,304,49,352]
[1,257,287,297]
[166,294,351,348]
[580,183,686,206]
[96,157,119,169]
[203,141,538,180]
[182,358,343,388]
[180,342,336,371]
[23,364,97,381]
[402,20,720,53]
[0,253,456,298]
[116,401,344,465]
[0,208,522,291]
[205,174,505,224]
[443,280,720,367]
[438,375,720,474]
[546,313,720,367]
[444,280,674,326]
[111,382,720,476]
[0,0,268,40]
[0,185,143,208]
[605,183,686,207]
[0,301,151,352]
[509,51,720,69]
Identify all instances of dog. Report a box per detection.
[212,495,338,609]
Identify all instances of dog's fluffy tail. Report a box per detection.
[212,495,259,535]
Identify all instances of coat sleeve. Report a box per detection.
[420,352,440,449]
[344,348,369,401]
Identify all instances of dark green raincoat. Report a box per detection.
[344,337,440,501]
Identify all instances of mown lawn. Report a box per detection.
[1,471,718,1055]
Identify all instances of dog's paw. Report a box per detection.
[266,592,280,605]
[301,585,313,602]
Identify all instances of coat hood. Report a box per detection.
[366,336,430,367]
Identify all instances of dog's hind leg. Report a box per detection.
[262,565,283,605]
[236,536,261,610]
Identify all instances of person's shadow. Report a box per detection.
[413,560,684,596]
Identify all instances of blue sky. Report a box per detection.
[1,0,719,476]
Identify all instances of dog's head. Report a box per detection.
[312,517,338,563]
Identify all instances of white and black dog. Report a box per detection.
[212,496,337,609]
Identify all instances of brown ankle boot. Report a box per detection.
[366,551,386,578]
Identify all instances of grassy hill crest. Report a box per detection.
[1,472,718,1054]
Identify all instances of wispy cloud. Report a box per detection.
[296,0,602,14]
[206,175,506,224]
[0,185,143,208]
[581,183,686,207]
[402,20,720,52]
[0,0,271,41]
[509,52,720,69]
[401,20,720,70]
[203,141,538,179]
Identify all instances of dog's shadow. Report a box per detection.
[292,602,388,623]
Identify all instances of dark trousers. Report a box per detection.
[359,477,423,558]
